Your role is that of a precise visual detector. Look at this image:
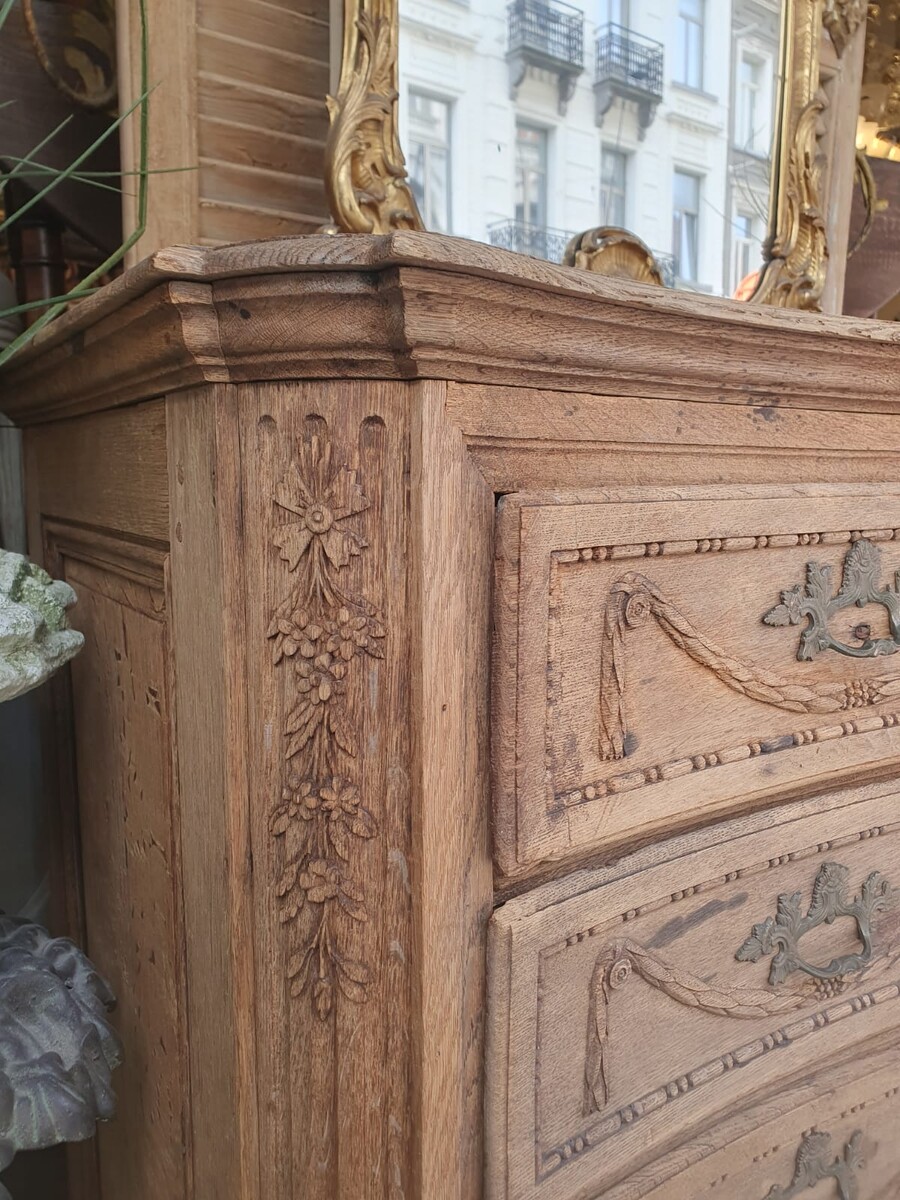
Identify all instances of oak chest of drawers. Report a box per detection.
[3,234,900,1200]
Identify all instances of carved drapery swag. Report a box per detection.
[598,540,900,765]
[267,430,385,1019]
[584,862,895,1118]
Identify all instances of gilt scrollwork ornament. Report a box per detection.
[267,430,386,1019]
[324,0,424,233]
[764,538,900,660]
[763,1130,864,1200]
[736,862,894,988]
[750,0,829,310]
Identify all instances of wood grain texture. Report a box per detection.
[493,485,900,876]
[116,0,199,262]
[116,0,330,256]
[8,237,900,1200]
[487,780,900,1200]
[3,234,900,424]
[62,551,190,1200]
[237,378,492,1199]
[167,386,249,1197]
[22,401,169,541]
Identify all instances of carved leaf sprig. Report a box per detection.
[268,432,384,1019]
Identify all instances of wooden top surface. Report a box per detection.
[2,232,899,424]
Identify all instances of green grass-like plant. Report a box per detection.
[0,0,149,367]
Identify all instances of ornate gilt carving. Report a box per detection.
[736,862,893,989]
[598,568,900,763]
[324,0,424,233]
[750,0,829,310]
[268,430,385,1018]
[764,538,900,660]
[562,227,665,286]
[763,1130,864,1200]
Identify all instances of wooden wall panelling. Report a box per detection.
[235,377,492,1198]
[23,401,169,542]
[116,0,199,262]
[45,530,190,1200]
[117,0,331,256]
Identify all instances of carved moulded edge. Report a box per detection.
[546,526,900,809]
[533,820,900,1177]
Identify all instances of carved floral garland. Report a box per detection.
[268,432,385,1019]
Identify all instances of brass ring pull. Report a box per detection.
[736,862,893,987]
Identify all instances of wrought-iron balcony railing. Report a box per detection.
[594,23,664,136]
[595,23,663,97]
[508,0,584,71]
[507,0,584,113]
[488,219,576,263]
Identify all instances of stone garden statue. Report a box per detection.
[0,550,122,1198]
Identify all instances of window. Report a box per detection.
[674,0,703,89]
[731,211,758,293]
[736,55,765,153]
[408,92,451,233]
[600,148,628,227]
[600,0,629,28]
[515,124,549,229]
[672,170,700,281]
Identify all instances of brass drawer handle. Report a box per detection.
[764,1130,863,1200]
[736,862,893,988]
[763,537,900,660]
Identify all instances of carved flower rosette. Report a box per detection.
[268,432,385,1019]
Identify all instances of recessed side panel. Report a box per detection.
[493,485,900,874]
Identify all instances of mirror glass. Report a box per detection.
[398,0,784,298]
[845,2,900,320]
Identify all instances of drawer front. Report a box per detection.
[493,486,900,875]
[486,784,900,1200]
[612,1040,900,1200]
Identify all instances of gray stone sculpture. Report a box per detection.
[0,920,123,1198]
[0,551,84,703]
[0,548,120,1197]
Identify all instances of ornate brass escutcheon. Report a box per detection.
[763,538,900,660]
[763,1130,863,1200]
[736,862,893,988]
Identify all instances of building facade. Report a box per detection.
[399,0,781,296]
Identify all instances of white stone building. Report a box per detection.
[399,0,780,296]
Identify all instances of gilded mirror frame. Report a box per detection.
[324,0,867,311]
